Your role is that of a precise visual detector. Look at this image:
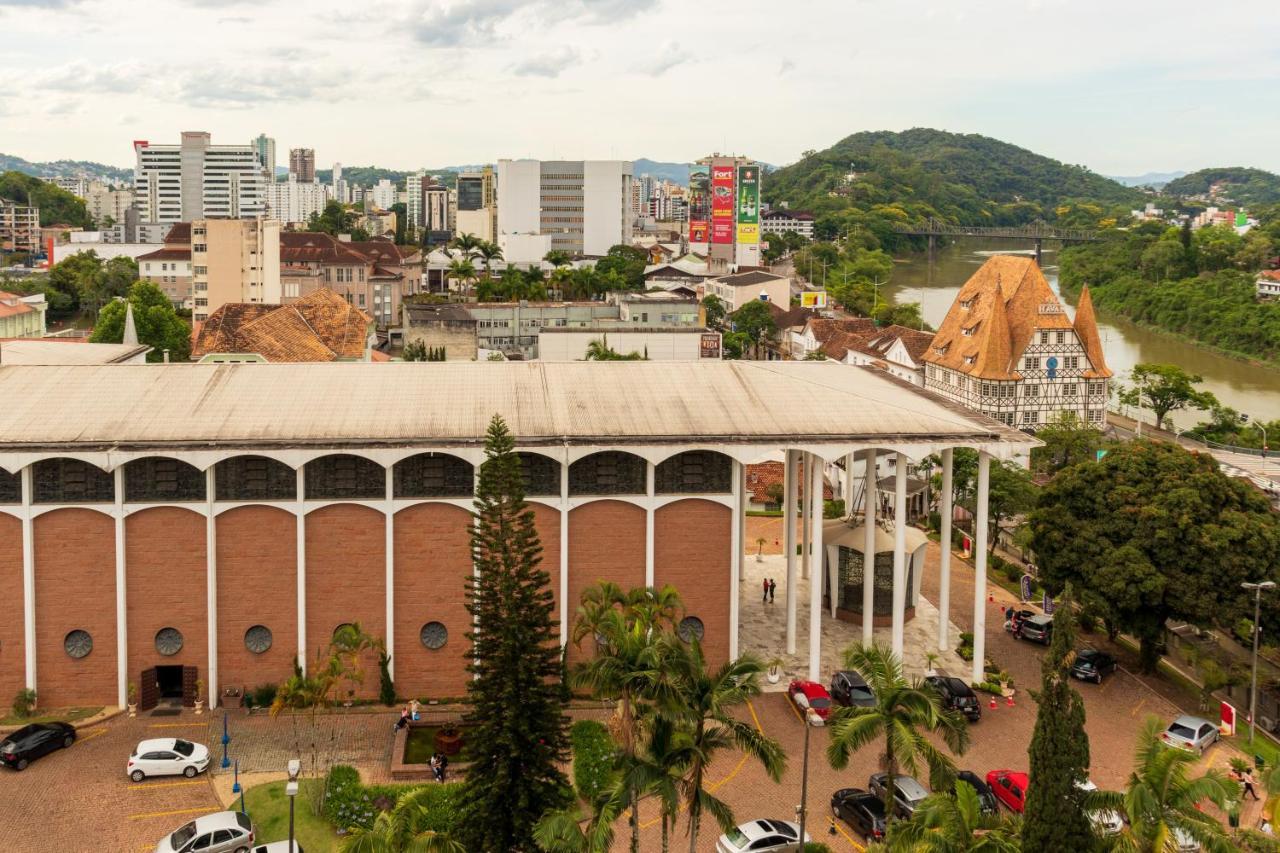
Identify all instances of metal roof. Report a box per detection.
[0,361,1037,451]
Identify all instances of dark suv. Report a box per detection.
[831,670,875,707]
[924,676,981,721]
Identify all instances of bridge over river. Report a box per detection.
[891,218,1099,265]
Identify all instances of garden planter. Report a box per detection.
[436,728,463,756]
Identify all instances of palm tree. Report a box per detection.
[1088,717,1237,853]
[659,637,785,853]
[446,258,476,295]
[475,240,503,275]
[544,249,572,267]
[449,232,481,260]
[625,713,690,853]
[533,786,625,853]
[339,786,465,852]
[827,643,970,824]
[882,780,1022,851]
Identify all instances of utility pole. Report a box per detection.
[1242,581,1276,744]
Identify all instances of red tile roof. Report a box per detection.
[191,288,372,362]
[745,460,833,505]
[138,247,192,262]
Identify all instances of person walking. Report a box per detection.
[1244,769,1261,801]
[769,578,776,603]
[762,577,769,604]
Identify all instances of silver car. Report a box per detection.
[1077,779,1124,835]
[868,772,930,819]
[1160,715,1219,754]
[155,811,255,853]
[715,819,808,852]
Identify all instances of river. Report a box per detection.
[879,239,1280,430]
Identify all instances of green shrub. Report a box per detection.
[570,719,618,801]
[927,511,941,532]
[956,632,975,662]
[823,499,845,519]
[11,688,36,719]
[378,650,396,707]
[251,683,278,708]
[323,764,463,833]
[803,843,833,853]
[973,681,1004,696]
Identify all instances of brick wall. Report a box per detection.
[126,507,207,705]
[0,514,23,703]
[566,500,645,666]
[306,504,385,700]
[530,502,562,643]
[216,506,296,696]
[34,509,116,707]
[655,499,731,667]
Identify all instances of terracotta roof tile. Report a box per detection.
[138,248,192,262]
[1072,286,1113,379]
[190,288,372,362]
[164,223,191,244]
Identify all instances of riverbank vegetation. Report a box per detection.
[1059,215,1280,363]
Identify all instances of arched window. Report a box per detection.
[33,458,114,503]
[304,454,385,500]
[655,451,732,494]
[569,451,646,496]
[517,453,560,496]
[215,456,296,502]
[393,453,474,498]
[125,458,206,503]
[0,468,19,504]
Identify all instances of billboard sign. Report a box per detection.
[711,221,734,244]
[799,291,828,309]
[711,165,735,244]
[700,333,722,359]
[737,165,759,228]
[736,223,759,244]
[687,165,710,223]
[689,221,709,243]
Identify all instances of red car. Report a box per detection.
[787,680,833,721]
[986,770,1028,813]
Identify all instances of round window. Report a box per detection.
[245,625,273,655]
[64,629,93,659]
[677,616,705,644]
[420,621,448,650]
[155,627,184,656]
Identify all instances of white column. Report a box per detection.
[114,467,127,709]
[21,467,35,692]
[205,468,217,710]
[862,450,876,645]
[807,455,825,681]
[843,452,855,506]
[559,450,570,649]
[800,455,812,580]
[784,450,798,655]
[384,469,395,679]
[971,452,992,685]
[937,449,954,653]
[644,461,655,587]
[729,460,743,661]
[295,467,307,675]
[891,455,908,658]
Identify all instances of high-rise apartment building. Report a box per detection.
[190,218,282,323]
[495,160,631,263]
[688,154,761,268]
[405,171,425,231]
[423,183,452,246]
[133,132,267,223]
[370,179,397,211]
[0,201,40,254]
[263,178,330,225]
[254,134,276,180]
[85,185,133,227]
[455,167,496,241]
[289,148,316,183]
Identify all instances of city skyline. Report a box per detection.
[0,0,1278,176]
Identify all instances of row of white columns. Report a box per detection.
[783,448,991,684]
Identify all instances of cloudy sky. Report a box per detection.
[1,0,1277,176]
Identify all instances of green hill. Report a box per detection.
[762,128,1144,243]
[1162,167,1280,206]
[0,171,92,228]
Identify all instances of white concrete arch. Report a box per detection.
[389,497,474,513]
[29,503,115,520]
[211,500,299,518]
[385,446,488,468]
[300,499,388,517]
[653,493,735,511]
[121,502,210,519]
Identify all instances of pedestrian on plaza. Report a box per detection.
[769,578,776,603]
[394,707,409,732]
[429,753,440,780]
[433,751,448,782]
[1244,769,1261,801]
[763,578,769,603]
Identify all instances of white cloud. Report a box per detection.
[510,46,580,78]
[643,42,693,76]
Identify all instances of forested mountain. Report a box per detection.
[762,128,1145,244]
[1162,167,1280,206]
[0,153,131,184]
[0,171,92,227]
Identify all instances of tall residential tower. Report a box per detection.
[133,132,267,223]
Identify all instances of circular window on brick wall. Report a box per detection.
[245,625,273,655]
[155,627,184,656]
[677,616,705,644]
[420,622,448,650]
[64,629,93,659]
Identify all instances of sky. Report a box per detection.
[1,0,1278,176]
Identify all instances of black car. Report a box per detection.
[1071,649,1118,684]
[830,670,875,707]
[925,675,982,722]
[831,788,887,841]
[0,722,76,770]
[955,770,999,816]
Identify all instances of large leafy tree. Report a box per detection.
[90,280,191,362]
[1032,412,1103,473]
[457,416,572,852]
[729,300,777,359]
[1021,585,1092,851]
[883,780,1022,852]
[826,643,969,824]
[1030,440,1280,671]
[1119,363,1219,431]
[593,245,647,290]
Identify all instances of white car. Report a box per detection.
[128,737,211,782]
[716,819,809,852]
[155,811,255,853]
[1077,779,1124,835]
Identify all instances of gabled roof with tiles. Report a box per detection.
[191,288,371,362]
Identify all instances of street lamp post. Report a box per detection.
[286,758,301,853]
[1253,422,1268,458]
[1242,581,1277,744]
[795,708,820,851]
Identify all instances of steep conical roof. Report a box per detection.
[970,280,1015,379]
[1072,286,1112,378]
[122,302,138,346]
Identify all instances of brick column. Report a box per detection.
[559,448,569,649]
[384,469,395,679]
[295,467,307,675]
[645,460,655,587]
[205,467,217,709]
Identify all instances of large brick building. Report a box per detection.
[0,361,1029,710]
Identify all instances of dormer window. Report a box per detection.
[964,355,976,365]
[959,298,974,310]
[961,325,977,337]
[934,344,949,356]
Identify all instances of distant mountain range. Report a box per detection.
[0,153,131,184]
[1104,170,1188,188]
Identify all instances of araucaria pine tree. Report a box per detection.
[1022,584,1093,851]
[456,416,571,852]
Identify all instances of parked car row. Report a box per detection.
[788,670,984,725]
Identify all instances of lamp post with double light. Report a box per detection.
[287,758,301,853]
[1242,581,1276,743]
[795,706,821,851]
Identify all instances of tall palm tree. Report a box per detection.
[1087,717,1237,853]
[625,713,690,853]
[475,240,503,276]
[450,232,481,260]
[826,643,970,824]
[882,780,1022,852]
[339,786,465,852]
[446,258,476,296]
[544,249,572,267]
[659,637,785,853]
[533,786,625,853]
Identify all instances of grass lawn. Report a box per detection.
[0,706,102,727]
[244,779,342,853]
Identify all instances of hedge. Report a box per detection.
[571,719,618,801]
[324,764,462,833]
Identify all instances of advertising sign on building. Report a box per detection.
[699,332,722,359]
[712,221,734,243]
[687,165,710,245]
[736,165,759,243]
[799,291,828,309]
[689,221,709,243]
[710,165,735,245]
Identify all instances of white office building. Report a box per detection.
[496,159,632,263]
[405,172,425,230]
[263,178,330,225]
[370,179,397,211]
[133,132,267,223]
